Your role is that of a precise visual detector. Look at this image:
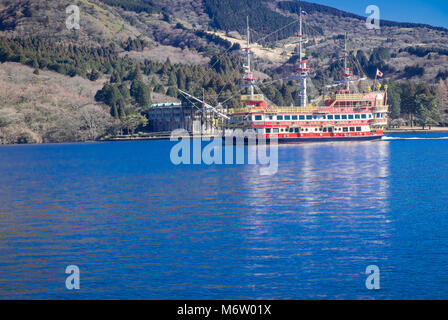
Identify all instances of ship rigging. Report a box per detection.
[178,8,389,142]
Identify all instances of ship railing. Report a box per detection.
[269,106,320,113]
[373,120,388,125]
[334,93,367,100]
[229,106,319,114]
[240,94,266,101]
[374,106,389,112]
[229,107,263,114]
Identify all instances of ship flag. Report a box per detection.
[376,69,384,77]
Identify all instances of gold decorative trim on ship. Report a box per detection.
[229,106,319,114]
[240,94,266,101]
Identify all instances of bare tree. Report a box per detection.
[78,105,114,141]
[0,108,24,144]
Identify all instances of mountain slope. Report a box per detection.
[0,62,109,143]
[0,0,147,43]
[1,0,448,145]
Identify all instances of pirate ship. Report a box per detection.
[179,10,388,143]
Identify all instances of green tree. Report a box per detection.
[110,70,121,83]
[32,57,39,75]
[415,93,440,129]
[89,68,100,81]
[387,82,401,119]
[401,82,417,126]
[166,86,178,98]
[273,89,284,106]
[177,69,186,90]
[281,84,294,106]
[153,84,165,94]
[122,114,148,135]
[129,64,143,81]
[130,80,151,108]
[150,76,159,87]
[95,83,127,119]
[168,71,177,86]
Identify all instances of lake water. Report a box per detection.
[0,133,448,300]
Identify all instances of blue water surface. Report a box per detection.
[0,133,447,299]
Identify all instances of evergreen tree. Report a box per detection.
[110,70,121,83]
[130,80,151,108]
[273,89,284,106]
[153,84,166,94]
[401,82,417,125]
[415,93,440,129]
[168,71,177,86]
[281,84,294,106]
[32,57,39,75]
[177,69,186,90]
[150,76,159,87]
[118,84,131,104]
[387,82,402,119]
[166,86,178,98]
[129,65,143,81]
[89,68,100,81]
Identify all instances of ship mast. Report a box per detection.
[343,32,351,92]
[297,8,310,107]
[243,16,256,99]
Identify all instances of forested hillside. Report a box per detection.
[1,0,448,144]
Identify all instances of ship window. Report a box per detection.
[322,115,326,120]
[285,115,291,120]
[368,114,372,118]
[343,127,348,132]
[299,115,305,120]
[269,116,273,120]
[350,127,355,132]
[266,128,271,133]
[342,115,347,120]
[319,127,323,131]
[277,116,284,121]
[292,115,298,120]
[328,128,333,133]
[315,128,318,132]
[361,114,367,119]
[313,115,318,120]
[323,128,327,132]
[254,115,262,121]
[281,128,285,132]
[348,115,354,119]
[295,128,299,133]
[356,127,362,132]
[355,114,361,119]
[335,115,341,120]
[273,128,279,133]
[289,128,294,132]
[327,115,334,120]
[306,115,313,120]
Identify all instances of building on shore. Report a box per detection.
[146,101,223,135]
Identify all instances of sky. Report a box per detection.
[306,0,448,29]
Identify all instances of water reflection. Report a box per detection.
[240,141,392,299]
[0,140,395,299]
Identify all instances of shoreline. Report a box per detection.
[2,129,448,146]
[385,127,448,134]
